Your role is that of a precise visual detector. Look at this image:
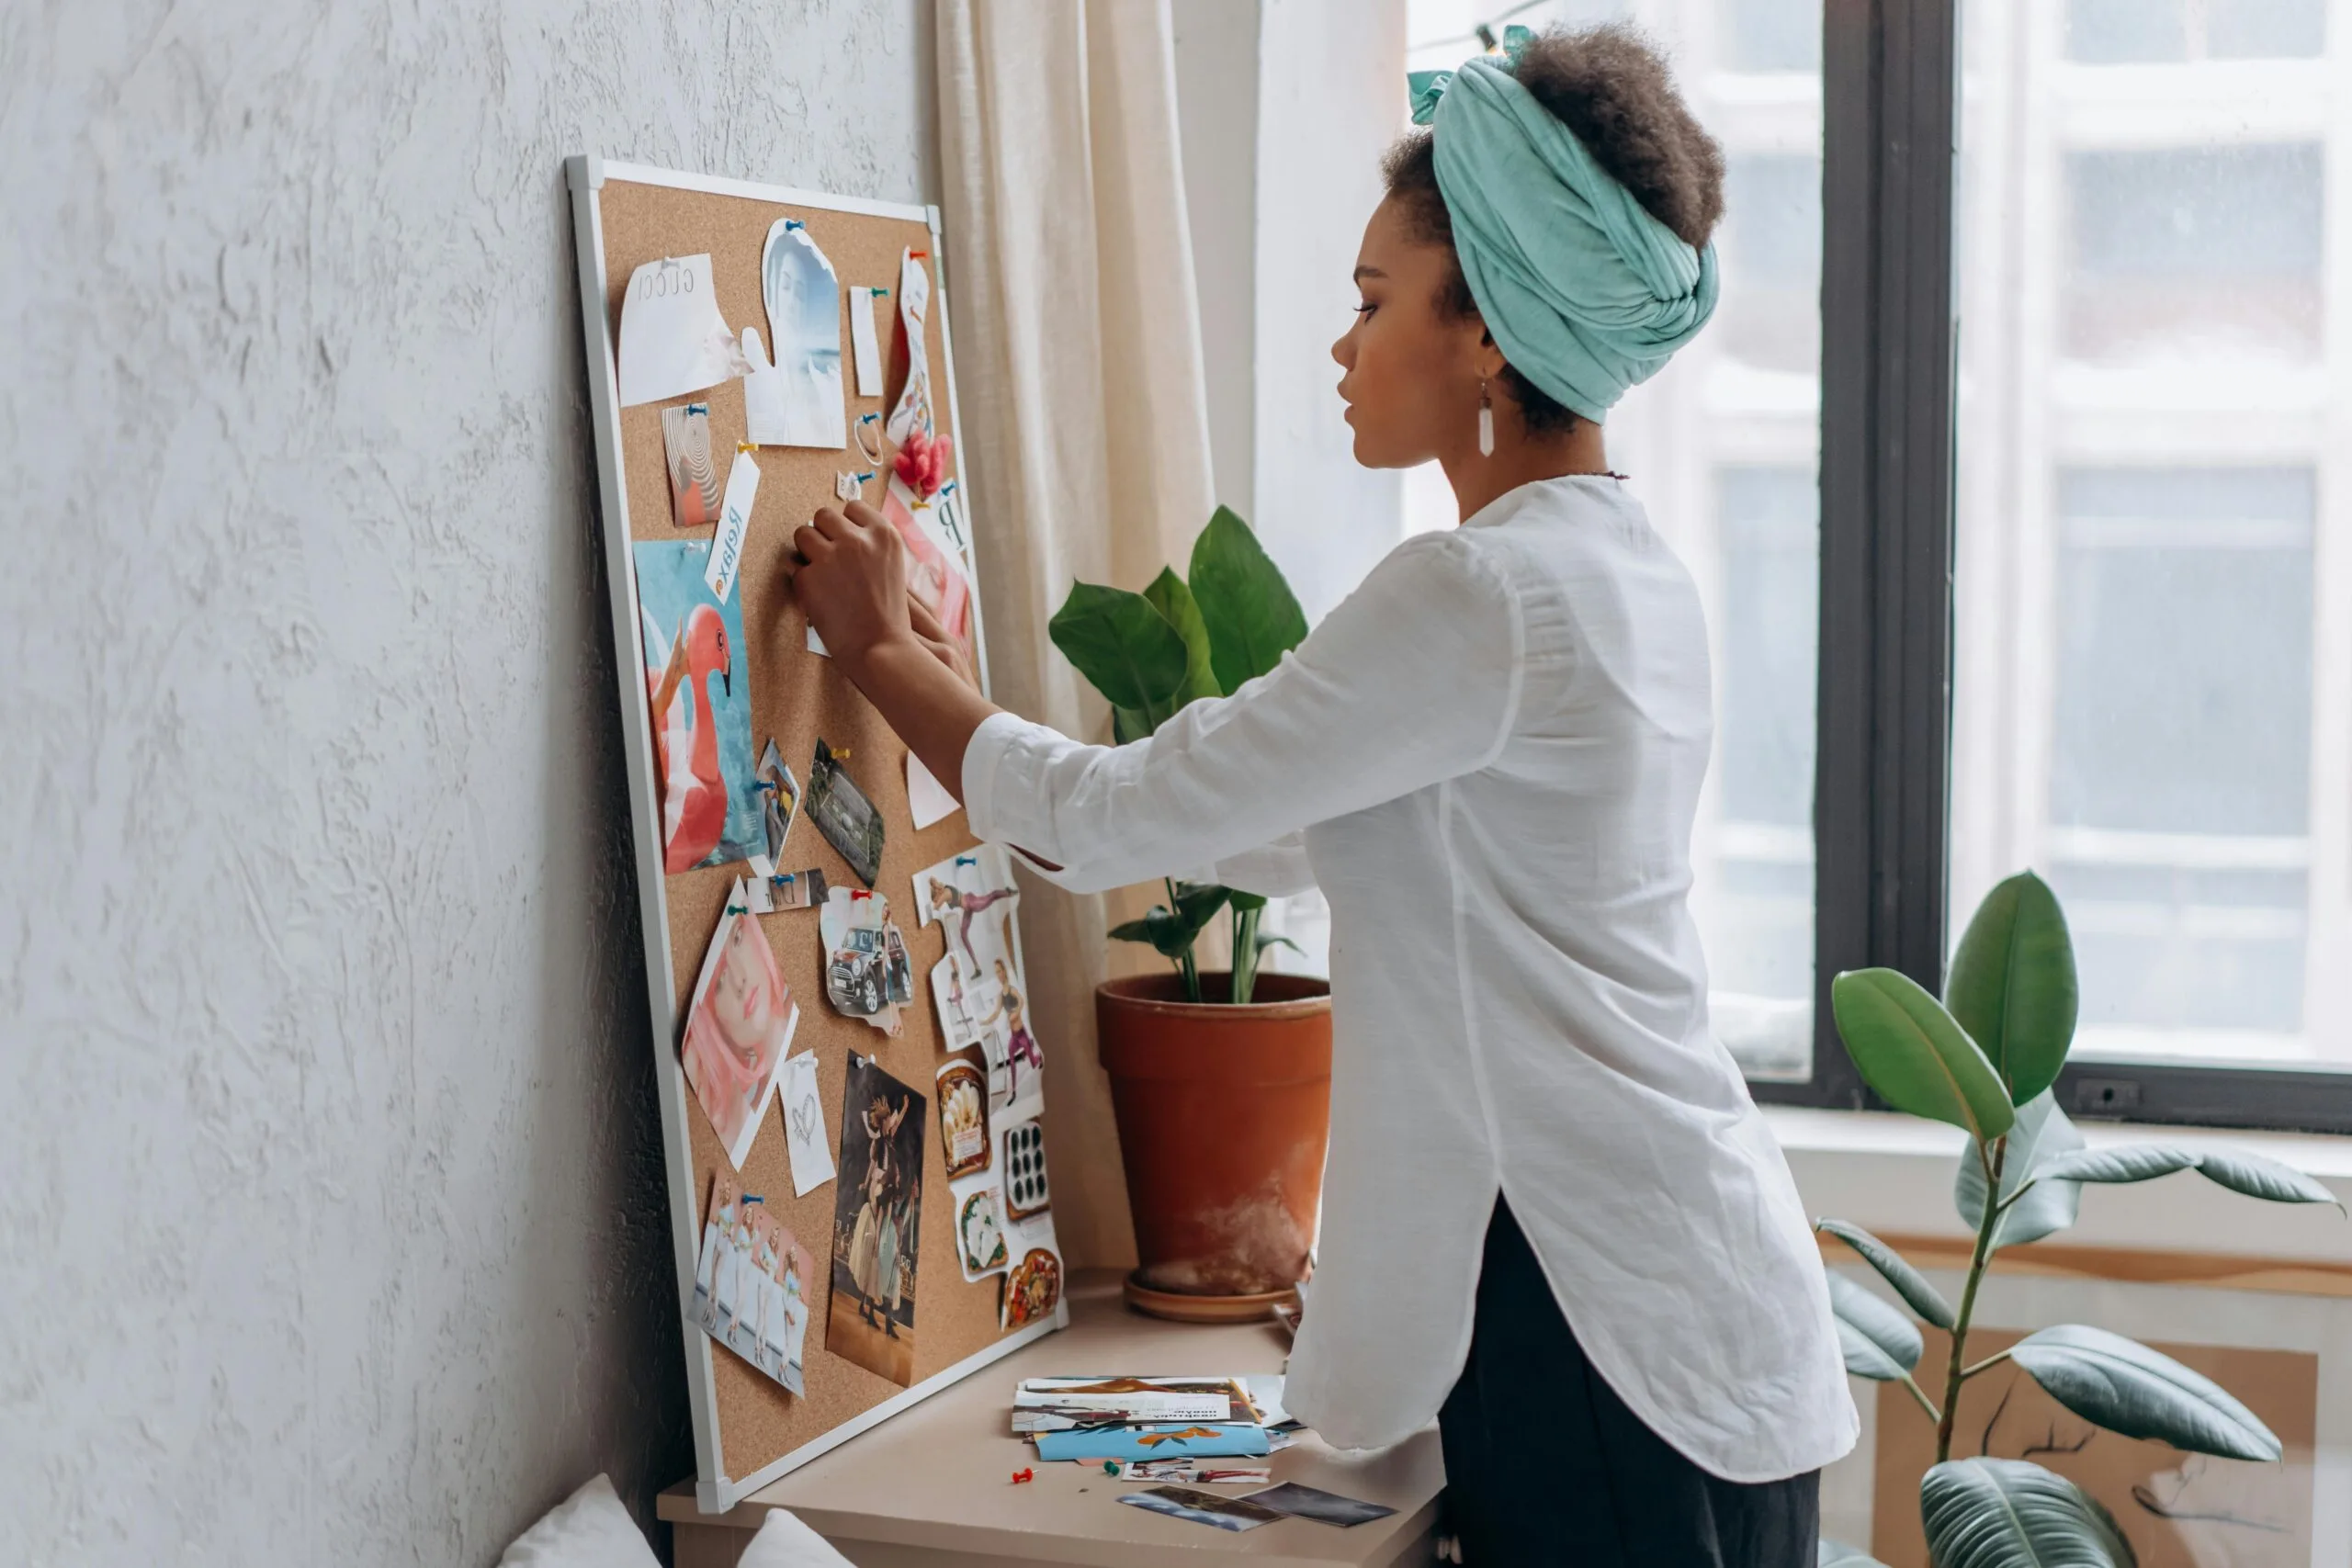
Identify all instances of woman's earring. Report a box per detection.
[1477,380,1495,458]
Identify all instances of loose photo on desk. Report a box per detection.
[827,1054,926,1385]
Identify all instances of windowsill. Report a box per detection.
[1763,1104,2352,1268]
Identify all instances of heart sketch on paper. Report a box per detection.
[790,1096,820,1147]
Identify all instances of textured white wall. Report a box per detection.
[0,3,935,1563]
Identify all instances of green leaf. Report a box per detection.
[1946,871,2079,1107]
[1111,705,1150,746]
[1833,1317,1911,1382]
[1141,567,1224,710]
[2026,1144,2338,1209]
[1920,1459,2137,1568]
[1826,1270,1921,1374]
[1831,968,2016,1141]
[1816,1219,1956,1329]
[2009,1325,2280,1461]
[2030,1145,2199,1186]
[1110,886,1233,963]
[1225,890,1268,915]
[1955,1091,2085,1249]
[1170,880,1232,930]
[1817,1543,1890,1568]
[1048,581,1193,733]
[1188,505,1309,694]
[1254,931,1304,958]
[2192,1149,2341,1208]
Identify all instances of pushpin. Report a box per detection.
[831,746,852,761]
[1011,1468,1034,1485]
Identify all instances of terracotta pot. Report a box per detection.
[1095,971,1332,1319]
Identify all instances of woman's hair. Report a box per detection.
[1382,23,1726,434]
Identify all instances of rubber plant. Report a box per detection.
[1046,505,1307,1003]
[1815,871,2340,1567]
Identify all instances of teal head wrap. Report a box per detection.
[1408,49,1718,423]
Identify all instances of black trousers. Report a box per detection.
[1438,1200,1820,1566]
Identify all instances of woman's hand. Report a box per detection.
[786,501,912,676]
[906,592,979,692]
[782,496,1002,824]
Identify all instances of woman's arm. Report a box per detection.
[783,501,1001,804]
[789,500,1522,893]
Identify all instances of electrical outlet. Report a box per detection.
[2074,1077,2142,1114]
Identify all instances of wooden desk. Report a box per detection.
[660,1271,1443,1567]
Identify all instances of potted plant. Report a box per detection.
[1048,506,1330,1322]
[1816,870,2339,1565]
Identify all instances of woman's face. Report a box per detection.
[713,920,779,1062]
[1332,196,1492,469]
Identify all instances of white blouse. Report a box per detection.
[962,474,1856,1483]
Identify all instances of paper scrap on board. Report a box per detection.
[752,219,846,448]
[884,248,933,444]
[851,286,885,396]
[679,877,799,1169]
[907,752,959,829]
[618,254,746,408]
[883,475,974,665]
[808,738,884,887]
[704,450,759,603]
[820,886,912,1034]
[747,858,828,914]
[661,402,720,527]
[953,1179,1009,1281]
[739,327,791,448]
[826,1054,927,1387]
[777,1049,834,1196]
[691,1173,812,1395]
[635,540,763,871]
[756,741,801,863]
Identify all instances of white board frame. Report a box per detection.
[564,153,1059,1517]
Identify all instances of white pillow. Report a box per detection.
[740,1506,855,1568]
[496,1474,660,1568]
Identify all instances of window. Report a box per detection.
[1396,0,2352,1128]
[1953,0,2352,1113]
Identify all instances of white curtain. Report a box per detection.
[936,0,1218,1269]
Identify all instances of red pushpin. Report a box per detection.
[1011,1467,1034,1484]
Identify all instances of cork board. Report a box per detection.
[565,158,1064,1512]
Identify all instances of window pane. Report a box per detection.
[1952,2,2348,1070]
[2066,0,2188,62]
[2207,0,2327,59]
[1408,0,1827,1080]
[2064,145,2324,365]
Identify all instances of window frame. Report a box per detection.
[1752,0,2352,1136]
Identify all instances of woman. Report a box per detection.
[847,1154,887,1325]
[752,1215,786,1376]
[787,24,1851,1563]
[978,958,1042,1102]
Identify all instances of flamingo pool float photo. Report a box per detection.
[645,601,734,872]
